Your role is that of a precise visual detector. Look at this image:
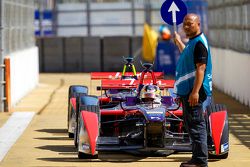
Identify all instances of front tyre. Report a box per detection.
[78,152,98,159]
[208,152,228,159]
[206,104,229,159]
[68,85,88,139]
[68,132,74,138]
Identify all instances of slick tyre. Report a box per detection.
[78,152,98,159]
[68,85,88,115]
[208,152,228,159]
[68,132,74,138]
[68,85,88,139]
[75,95,99,148]
[76,95,100,158]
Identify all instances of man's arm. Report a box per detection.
[174,32,185,53]
[188,63,206,107]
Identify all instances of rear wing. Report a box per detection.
[90,72,164,80]
[97,79,174,90]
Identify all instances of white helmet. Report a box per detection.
[140,85,161,103]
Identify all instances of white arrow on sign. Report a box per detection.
[168,1,180,32]
[168,1,180,23]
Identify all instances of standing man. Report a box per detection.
[174,14,212,167]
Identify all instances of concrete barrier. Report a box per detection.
[82,37,101,72]
[36,38,44,72]
[64,37,82,72]
[211,47,250,107]
[38,36,143,72]
[9,47,39,106]
[102,36,130,71]
[43,37,64,72]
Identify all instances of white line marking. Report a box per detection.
[0,112,35,162]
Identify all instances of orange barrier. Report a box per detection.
[4,58,11,112]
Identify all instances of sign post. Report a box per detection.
[160,0,187,32]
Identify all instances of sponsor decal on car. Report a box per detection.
[150,116,161,120]
[221,142,229,152]
[82,144,90,150]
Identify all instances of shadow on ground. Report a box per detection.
[36,154,190,163]
[36,128,68,134]
[35,129,192,163]
[34,121,226,163]
[213,88,250,149]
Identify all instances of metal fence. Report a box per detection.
[36,0,208,38]
[54,0,166,37]
[0,0,36,111]
[208,0,250,53]
[1,0,35,56]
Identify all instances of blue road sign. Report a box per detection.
[161,0,187,26]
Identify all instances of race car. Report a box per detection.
[68,64,229,159]
[68,59,163,138]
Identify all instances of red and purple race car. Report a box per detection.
[67,63,229,159]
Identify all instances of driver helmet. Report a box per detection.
[140,85,161,103]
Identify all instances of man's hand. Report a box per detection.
[174,31,181,44]
[188,91,199,107]
[173,31,185,52]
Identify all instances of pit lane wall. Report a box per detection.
[208,0,250,107]
[9,47,39,106]
[211,48,250,107]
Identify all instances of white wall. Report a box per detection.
[211,47,250,107]
[9,47,39,106]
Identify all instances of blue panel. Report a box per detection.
[35,10,54,36]
[43,10,52,19]
[35,10,40,19]
[43,31,53,36]
[155,41,178,76]
[35,10,40,36]
[35,31,40,36]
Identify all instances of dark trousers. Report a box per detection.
[181,96,211,166]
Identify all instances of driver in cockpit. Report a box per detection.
[140,85,161,107]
